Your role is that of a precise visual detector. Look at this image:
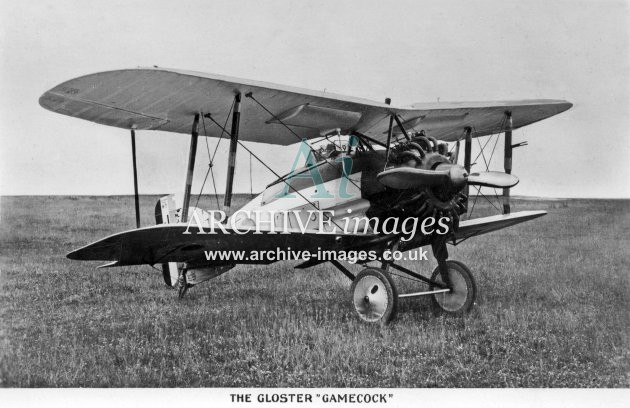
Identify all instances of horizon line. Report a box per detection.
[1,194,629,201]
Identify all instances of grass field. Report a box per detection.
[0,195,628,387]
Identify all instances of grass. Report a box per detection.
[0,195,628,387]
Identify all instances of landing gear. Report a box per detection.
[429,260,476,315]
[177,267,192,299]
[351,268,398,324]
[429,240,477,315]
[345,240,477,324]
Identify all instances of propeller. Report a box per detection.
[377,167,451,189]
[377,164,518,190]
[467,171,519,188]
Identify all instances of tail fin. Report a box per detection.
[155,195,180,287]
[155,195,219,288]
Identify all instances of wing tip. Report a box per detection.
[558,100,573,112]
[38,91,58,111]
[66,248,91,261]
[66,239,122,261]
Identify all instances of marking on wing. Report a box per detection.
[46,91,170,128]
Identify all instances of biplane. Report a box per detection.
[39,67,572,324]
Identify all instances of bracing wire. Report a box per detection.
[193,166,212,211]
[486,118,507,210]
[203,114,347,232]
[209,166,220,209]
[473,185,502,212]
[191,98,236,212]
[466,114,510,217]
[245,93,364,195]
[475,134,501,209]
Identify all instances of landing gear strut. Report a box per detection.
[177,267,191,299]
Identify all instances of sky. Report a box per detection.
[1,0,628,198]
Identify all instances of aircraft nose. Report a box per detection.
[448,165,468,188]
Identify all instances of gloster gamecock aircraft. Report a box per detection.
[39,67,572,324]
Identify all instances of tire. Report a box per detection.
[351,268,398,325]
[429,260,476,315]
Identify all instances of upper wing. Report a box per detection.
[40,67,572,145]
[391,100,572,141]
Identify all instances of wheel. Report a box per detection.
[429,260,476,315]
[351,268,398,324]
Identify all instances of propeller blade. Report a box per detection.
[377,167,450,189]
[467,171,519,188]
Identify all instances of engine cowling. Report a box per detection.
[371,138,468,236]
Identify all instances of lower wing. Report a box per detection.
[68,211,546,267]
[454,210,547,242]
[67,224,385,267]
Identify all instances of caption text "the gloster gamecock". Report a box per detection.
[230,392,392,403]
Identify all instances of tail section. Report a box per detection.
[154,194,232,290]
[155,195,180,287]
